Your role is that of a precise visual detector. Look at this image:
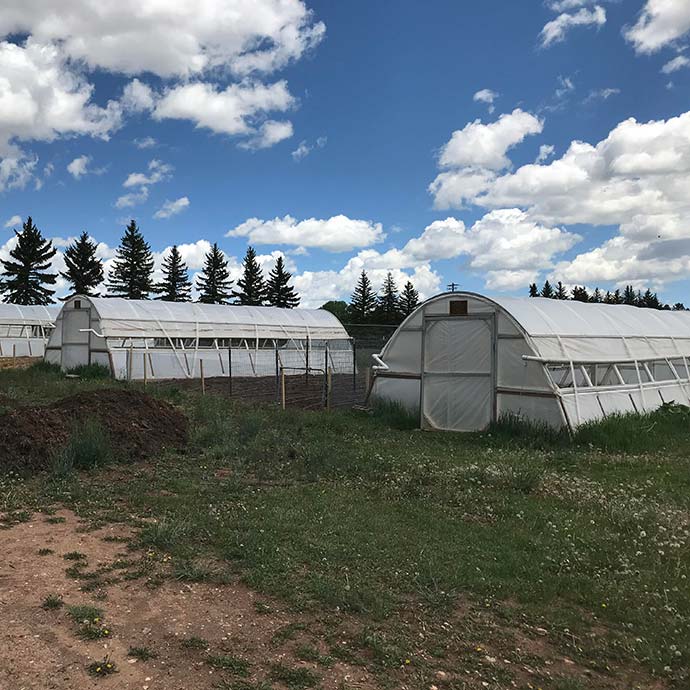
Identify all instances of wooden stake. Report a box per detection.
[280,367,286,410]
[143,352,148,386]
[200,359,205,395]
[327,367,332,411]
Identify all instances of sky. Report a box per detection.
[1,0,690,307]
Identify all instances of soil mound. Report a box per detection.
[0,389,187,471]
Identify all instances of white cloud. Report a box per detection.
[122,78,155,112]
[123,159,173,188]
[227,214,385,252]
[540,5,606,48]
[134,136,157,149]
[428,107,690,288]
[0,39,121,190]
[473,88,498,113]
[662,55,690,73]
[584,87,620,102]
[3,214,21,228]
[291,135,326,161]
[240,119,293,150]
[154,196,190,219]
[535,144,555,163]
[0,0,325,79]
[67,154,90,179]
[438,109,543,171]
[115,187,149,209]
[625,0,690,54]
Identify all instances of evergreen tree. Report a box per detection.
[400,280,420,316]
[529,283,539,297]
[196,243,233,304]
[60,232,104,298]
[540,280,554,298]
[157,245,192,302]
[555,281,568,300]
[673,303,687,311]
[623,285,637,305]
[107,220,155,299]
[348,270,377,323]
[1,216,57,305]
[604,290,614,304]
[590,287,603,303]
[641,288,661,309]
[375,272,401,324]
[613,288,622,304]
[320,300,349,322]
[265,256,300,308]
[233,246,266,305]
[571,285,590,302]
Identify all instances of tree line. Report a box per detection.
[529,280,686,311]
[0,217,299,308]
[321,270,420,325]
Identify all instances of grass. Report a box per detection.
[269,663,320,688]
[67,363,111,379]
[207,654,251,676]
[37,547,53,555]
[51,420,114,474]
[128,646,157,661]
[63,550,87,561]
[2,369,690,688]
[86,656,117,677]
[67,604,103,622]
[41,593,63,610]
[181,636,209,650]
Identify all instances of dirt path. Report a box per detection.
[0,510,376,690]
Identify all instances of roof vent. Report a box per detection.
[449,300,468,315]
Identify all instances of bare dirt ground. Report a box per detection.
[0,510,377,690]
[0,356,39,371]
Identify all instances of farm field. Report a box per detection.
[1,363,689,690]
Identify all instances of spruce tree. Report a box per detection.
[61,232,104,297]
[376,272,401,324]
[107,220,155,299]
[400,281,420,317]
[590,287,603,303]
[528,283,539,297]
[1,216,57,305]
[613,288,622,304]
[623,285,637,305]
[540,280,554,298]
[196,243,233,304]
[348,270,377,323]
[157,245,192,302]
[571,286,590,302]
[555,281,568,300]
[265,256,300,308]
[233,246,266,306]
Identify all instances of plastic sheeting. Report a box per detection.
[0,304,59,357]
[82,297,348,341]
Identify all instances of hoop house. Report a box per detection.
[0,304,59,357]
[371,292,690,431]
[45,296,352,380]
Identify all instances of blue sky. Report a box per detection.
[1,0,690,306]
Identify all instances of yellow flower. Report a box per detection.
[601,603,607,608]
[106,664,112,669]
[104,629,109,635]
[405,659,411,665]
[96,667,102,673]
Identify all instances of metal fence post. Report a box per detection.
[351,337,357,392]
[305,336,310,386]
[275,344,280,404]
[322,342,329,408]
[228,346,233,396]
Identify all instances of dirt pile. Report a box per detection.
[0,389,188,471]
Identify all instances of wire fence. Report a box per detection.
[152,325,398,411]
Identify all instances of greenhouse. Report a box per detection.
[370,291,690,431]
[0,304,60,358]
[45,296,353,380]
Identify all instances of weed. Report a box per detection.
[128,646,157,661]
[63,550,87,561]
[207,654,250,677]
[41,593,64,610]
[182,636,209,650]
[269,663,320,689]
[272,622,306,645]
[51,420,114,473]
[38,548,53,556]
[295,643,334,667]
[173,559,213,582]
[67,604,103,623]
[67,363,111,379]
[86,656,117,677]
[139,517,188,551]
[45,516,66,524]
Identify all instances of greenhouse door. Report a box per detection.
[420,315,495,432]
[61,306,90,370]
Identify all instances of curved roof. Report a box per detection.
[0,304,60,326]
[395,292,690,362]
[65,296,348,341]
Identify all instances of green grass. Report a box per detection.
[128,646,157,661]
[51,420,114,474]
[207,654,251,676]
[63,550,87,561]
[67,363,112,379]
[269,663,320,689]
[2,369,690,688]
[67,604,103,623]
[86,656,117,677]
[181,636,209,650]
[41,593,64,610]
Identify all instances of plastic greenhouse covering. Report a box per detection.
[0,304,60,357]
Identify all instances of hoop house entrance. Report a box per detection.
[421,315,495,431]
